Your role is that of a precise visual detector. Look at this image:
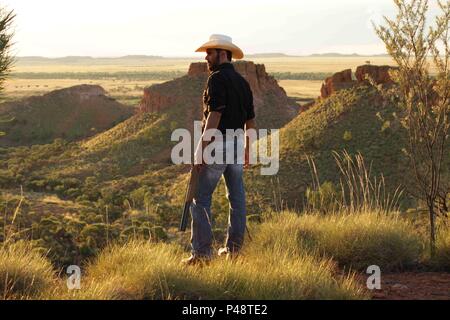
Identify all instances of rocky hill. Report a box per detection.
[139,61,299,130]
[0,85,134,147]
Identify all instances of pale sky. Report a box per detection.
[0,0,442,57]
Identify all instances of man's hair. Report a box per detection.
[225,50,232,61]
[217,49,232,61]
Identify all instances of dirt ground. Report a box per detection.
[358,272,450,300]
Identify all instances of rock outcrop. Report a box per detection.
[188,63,208,77]
[320,69,356,99]
[139,90,177,113]
[355,65,396,84]
[320,64,396,99]
[186,61,287,97]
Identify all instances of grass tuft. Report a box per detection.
[66,240,367,300]
[253,211,422,271]
[0,242,56,299]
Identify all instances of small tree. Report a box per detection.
[374,0,449,256]
[0,6,15,94]
[0,7,15,137]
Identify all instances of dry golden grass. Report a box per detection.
[0,242,58,300]
[278,80,322,100]
[62,240,367,300]
[10,58,197,73]
[1,210,446,300]
[255,211,423,271]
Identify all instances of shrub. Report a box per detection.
[343,130,352,141]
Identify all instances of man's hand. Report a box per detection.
[244,118,256,170]
[193,112,222,173]
[244,145,251,169]
[193,163,204,173]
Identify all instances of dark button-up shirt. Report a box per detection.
[202,62,255,134]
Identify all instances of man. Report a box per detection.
[182,34,256,265]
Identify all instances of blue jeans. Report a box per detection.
[190,138,246,258]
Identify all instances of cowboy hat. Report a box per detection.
[195,34,244,60]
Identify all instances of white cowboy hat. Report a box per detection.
[195,34,244,60]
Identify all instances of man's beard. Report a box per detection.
[208,53,221,72]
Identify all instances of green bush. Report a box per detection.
[343,130,352,141]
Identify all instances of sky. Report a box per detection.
[0,0,442,57]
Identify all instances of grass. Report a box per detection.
[0,242,57,300]
[431,227,450,270]
[278,80,322,101]
[0,209,447,300]
[64,240,367,300]
[253,211,423,272]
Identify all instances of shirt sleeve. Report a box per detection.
[206,74,227,113]
[245,81,256,121]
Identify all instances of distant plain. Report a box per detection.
[3,56,399,105]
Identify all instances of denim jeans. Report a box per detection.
[190,137,246,258]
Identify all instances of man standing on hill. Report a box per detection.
[182,34,256,265]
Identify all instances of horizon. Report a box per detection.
[14,52,391,59]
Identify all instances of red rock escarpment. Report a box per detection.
[320,69,356,99]
[320,65,397,99]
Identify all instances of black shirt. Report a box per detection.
[202,62,255,134]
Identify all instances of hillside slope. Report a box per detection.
[0,85,134,147]
[2,66,448,230]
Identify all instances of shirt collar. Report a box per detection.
[212,62,234,72]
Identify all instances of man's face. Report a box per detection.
[205,49,221,71]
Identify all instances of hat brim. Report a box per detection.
[195,40,244,60]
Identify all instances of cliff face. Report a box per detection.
[187,61,288,97]
[355,65,396,84]
[320,65,396,99]
[320,69,356,99]
[139,61,299,130]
